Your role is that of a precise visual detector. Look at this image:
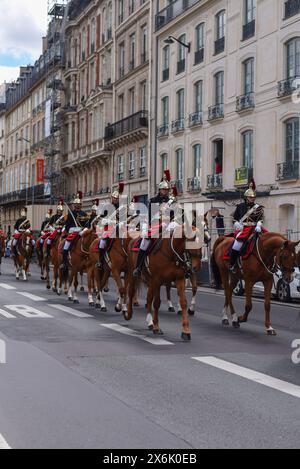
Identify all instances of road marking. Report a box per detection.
[17,292,46,302]
[0,433,11,449]
[4,305,53,319]
[48,304,93,318]
[0,309,16,319]
[0,284,16,290]
[192,356,300,400]
[101,323,174,346]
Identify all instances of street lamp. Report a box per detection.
[164,35,191,53]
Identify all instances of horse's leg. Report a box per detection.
[220,268,232,327]
[263,277,276,336]
[238,278,254,325]
[188,274,197,316]
[152,282,163,335]
[22,256,27,281]
[146,285,154,330]
[166,284,175,312]
[87,268,95,307]
[112,268,127,314]
[80,272,85,292]
[73,273,79,304]
[176,278,190,341]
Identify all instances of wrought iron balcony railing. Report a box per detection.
[285,0,300,19]
[243,20,255,41]
[171,118,185,133]
[207,173,223,190]
[194,48,204,65]
[278,76,300,98]
[177,59,186,74]
[214,37,225,55]
[187,177,201,193]
[189,112,203,127]
[157,124,169,138]
[236,92,255,112]
[105,111,148,142]
[155,0,202,31]
[277,161,299,181]
[208,104,224,121]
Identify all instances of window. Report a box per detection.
[91,18,96,51]
[177,89,185,120]
[195,81,203,113]
[141,81,147,110]
[195,23,204,64]
[141,26,148,63]
[215,11,226,54]
[129,88,135,114]
[177,34,187,74]
[242,130,254,168]
[119,0,124,24]
[245,0,256,24]
[286,38,300,79]
[176,148,184,181]
[161,153,168,176]
[193,144,202,178]
[215,71,224,107]
[162,96,169,126]
[129,33,136,70]
[119,43,125,78]
[285,118,299,163]
[162,46,170,81]
[244,58,254,94]
[118,155,124,181]
[140,146,147,169]
[129,151,135,179]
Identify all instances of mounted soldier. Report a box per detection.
[229,179,264,273]
[12,207,35,257]
[133,170,178,278]
[60,192,89,270]
[96,183,126,270]
[40,209,53,235]
[45,200,65,257]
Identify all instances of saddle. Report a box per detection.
[92,238,114,254]
[223,233,257,261]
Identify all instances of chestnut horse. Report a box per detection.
[43,232,62,292]
[126,226,202,340]
[211,232,299,335]
[0,232,6,275]
[13,232,35,281]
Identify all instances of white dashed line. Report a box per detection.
[192,356,300,400]
[101,323,174,346]
[0,284,16,290]
[48,304,93,318]
[0,433,11,449]
[17,292,46,302]
[4,305,53,319]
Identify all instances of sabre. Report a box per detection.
[64,201,79,228]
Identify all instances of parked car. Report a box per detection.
[233,268,300,303]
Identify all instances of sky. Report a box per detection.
[0,0,48,83]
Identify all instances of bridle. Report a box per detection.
[255,236,295,277]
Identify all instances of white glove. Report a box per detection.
[14,230,19,235]
[234,221,243,231]
[79,228,88,237]
[255,222,262,233]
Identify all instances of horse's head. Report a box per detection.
[277,240,300,284]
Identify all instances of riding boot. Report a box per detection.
[229,249,240,273]
[46,243,51,258]
[133,250,147,278]
[96,248,106,270]
[60,250,69,271]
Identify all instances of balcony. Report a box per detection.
[243,20,255,41]
[174,179,184,195]
[214,37,225,55]
[157,124,169,138]
[162,68,169,81]
[177,59,186,74]
[105,111,148,146]
[234,167,253,187]
[187,177,201,193]
[285,0,300,19]
[277,161,299,181]
[207,173,223,190]
[278,77,300,98]
[236,92,255,112]
[194,48,204,65]
[0,184,46,206]
[155,0,202,31]
[189,111,203,127]
[171,118,185,134]
[208,104,224,121]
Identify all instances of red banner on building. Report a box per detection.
[36,159,45,183]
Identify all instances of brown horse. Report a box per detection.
[211,232,299,335]
[0,232,6,275]
[13,232,35,281]
[126,226,202,340]
[43,233,62,292]
[59,228,97,303]
[36,235,49,281]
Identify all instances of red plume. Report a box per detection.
[119,182,125,194]
[164,170,171,182]
[59,198,64,204]
[249,179,256,191]
[172,185,178,198]
[77,191,83,199]
[49,209,53,215]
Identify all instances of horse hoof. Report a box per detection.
[115,306,122,313]
[73,300,79,305]
[181,332,191,341]
[101,307,107,312]
[47,286,51,290]
[168,307,175,313]
[267,329,277,336]
[80,287,85,292]
[222,319,230,327]
[153,329,164,336]
[89,303,95,308]
[148,324,154,331]
[52,288,57,293]
[68,297,73,302]
[188,309,195,316]
[232,321,240,329]
[95,304,101,309]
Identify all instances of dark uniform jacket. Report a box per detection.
[233,202,264,225]
[40,219,50,233]
[86,213,98,229]
[148,194,170,225]
[65,210,88,232]
[14,217,31,231]
[49,213,64,227]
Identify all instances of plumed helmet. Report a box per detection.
[159,170,171,190]
[244,179,257,198]
[73,191,83,204]
[20,207,27,217]
[57,199,64,212]
[159,180,169,190]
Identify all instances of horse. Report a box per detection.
[126,225,202,341]
[36,235,49,281]
[58,228,97,303]
[12,231,35,281]
[43,231,62,292]
[211,232,299,336]
[0,232,6,275]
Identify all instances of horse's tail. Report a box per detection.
[210,237,225,290]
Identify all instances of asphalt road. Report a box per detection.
[0,258,300,449]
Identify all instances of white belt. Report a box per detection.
[69,227,81,234]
